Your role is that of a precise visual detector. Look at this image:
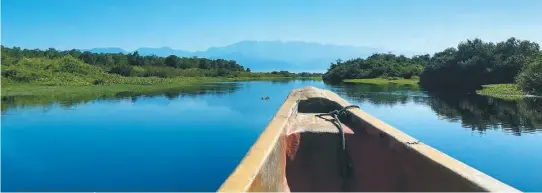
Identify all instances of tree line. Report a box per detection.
[322,53,428,82]
[323,37,542,95]
[1,46,247,75]
[1,46,321,79]
[419,38,541,93]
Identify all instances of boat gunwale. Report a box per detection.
[319,86,520,192]
[217,88,301,192]
[218,86,521,192]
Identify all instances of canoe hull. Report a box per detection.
[218,86,519,192]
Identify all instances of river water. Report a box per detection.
[2,80,541,191]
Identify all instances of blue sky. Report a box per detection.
[2,0,541,53]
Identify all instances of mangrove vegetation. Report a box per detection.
[322,53,427,82]
[323,38,542,97]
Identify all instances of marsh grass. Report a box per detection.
[476,84,527,100]
[1,76,319,96]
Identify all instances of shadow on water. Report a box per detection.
[1,82,242,113]
[326,82,427,107]
[423,92,542,136]
[269,78,319,84]
[3,81,541,135]
[325,82,542,135]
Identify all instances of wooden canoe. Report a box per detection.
[218,86,520,192]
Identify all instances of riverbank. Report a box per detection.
[342,79,537,100]
[475,84,530,100]
[1,76,321,96]
[0,50,322,97]
[343,77,419,86]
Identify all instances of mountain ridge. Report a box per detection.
[84,41,394,72]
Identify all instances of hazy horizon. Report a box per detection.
[2,0,542,54]
[3,40,380,52]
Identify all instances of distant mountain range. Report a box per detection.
[83,41,402,72]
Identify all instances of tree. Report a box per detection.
[323,53,424,82]
[109,65,134,77]
[112,54,128,66]
[66,49,82,58]
[127,51,142,66]
[44,48,61,59]
[516,58,542,95]
[164,55,179,68]
[78,51,97,65]
[0,46,249,79]
[419,37,541,91]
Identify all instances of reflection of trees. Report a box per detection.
[1,83,242,113]
[269,79,321,85]
[327,83,425,107]
[326,83,542,135]
[1,93,111,112]
[423,93,542,135]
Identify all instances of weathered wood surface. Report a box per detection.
[218,86,520,192]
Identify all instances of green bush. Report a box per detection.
[46,56,104,75]
[516,59,542,95]
[322,54,426,83]
[1,48,319,87]
[109,65,134,76]
[39,73,94,86]
[1,68,42,82]
[93,79,106,85]
[420,38,540,91]
[131,66,147,76]
[17,57,51,69]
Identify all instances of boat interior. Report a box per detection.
[218,86,519,192]
[285,88,478,191]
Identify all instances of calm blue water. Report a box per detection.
[2,80,542,191]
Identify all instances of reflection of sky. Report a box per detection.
[344,97,542,192]
[1,80,329,192]
[2,80,542,192]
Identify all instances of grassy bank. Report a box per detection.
[1,76,321,97]
[341,79,532,101]
[2,78,205,96]
[1,80,231,112]
[0,54,322,96]
[1,76,321,112]
[343,77,419,86]
[475,84,527,100]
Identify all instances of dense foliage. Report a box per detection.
[322,53,427,83]
[323,37,542,95]
[1,56,174,86]
[1,46,322,86]
[419,38,541,92]
[516,57,542,95]
[1,46,248,77]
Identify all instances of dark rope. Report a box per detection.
[319,105,359,181]
[328,105,359,152]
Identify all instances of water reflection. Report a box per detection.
[327,83,427,107]
[2,80,542,191]
[326,83,542,135]
[267,78,322,85]
[424,93,542,135]
[1,83,242,113]
[3,81,541,136]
